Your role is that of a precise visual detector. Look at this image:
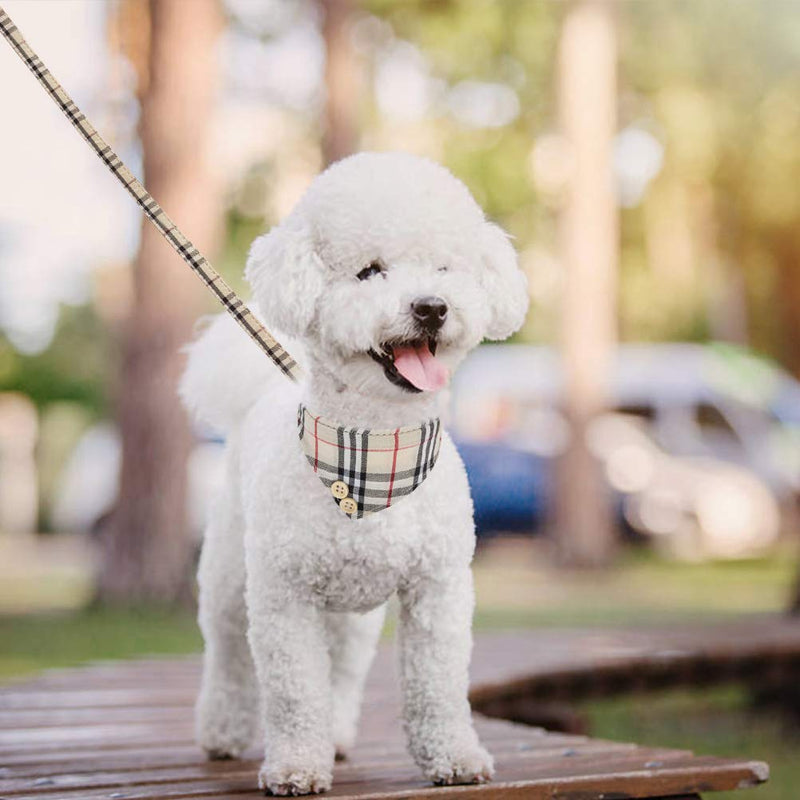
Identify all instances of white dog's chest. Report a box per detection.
[301,541,408,612]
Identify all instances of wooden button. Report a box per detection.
[339,497,358,515]
[330,481,349,500]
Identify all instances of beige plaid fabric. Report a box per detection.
[298,405,442,519]
[0,6,301,383]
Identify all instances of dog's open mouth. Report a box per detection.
[368,339,450,393]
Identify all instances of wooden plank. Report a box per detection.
[0,707,195,729]
[468,617,800,712]
[0,689,195,711]
[0,753,765,799]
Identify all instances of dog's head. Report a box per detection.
[246,152,528,398]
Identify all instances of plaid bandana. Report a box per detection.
[297,405,442,519]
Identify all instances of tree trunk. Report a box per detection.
[320,0,359,166]
[774,229,800,615]
[790,572,800,616]
[99,0,222,605]
[553,0,618,567]
[775,230,800,381]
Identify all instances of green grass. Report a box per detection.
[471,543,798,627]
[0,607,201,681]
[582,687,799,800]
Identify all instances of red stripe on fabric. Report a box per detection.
[385,429,400,507]
[313,415,320,472]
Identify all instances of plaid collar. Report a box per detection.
[297,405,442,519]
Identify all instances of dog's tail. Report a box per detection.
[179,309,302,434]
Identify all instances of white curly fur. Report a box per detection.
[180,152,528,795]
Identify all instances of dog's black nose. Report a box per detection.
[411,296,448,332]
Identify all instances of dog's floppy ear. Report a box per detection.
[479,222,529,341]
[245,222,326,338]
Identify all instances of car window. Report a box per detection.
[694,403,738,437]
[615,403,657,422]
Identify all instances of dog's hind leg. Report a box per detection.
[195,442,259,760]
[325,605,386,759]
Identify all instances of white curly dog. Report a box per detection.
[181,152,528,796]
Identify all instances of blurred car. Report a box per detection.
[450,342,800,556]
[452,438,550,536]
[588,412,780,559]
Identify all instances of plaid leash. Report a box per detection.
[0,6,302,383]
[298,405,442,519]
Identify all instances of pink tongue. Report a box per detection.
[393,345,449,392]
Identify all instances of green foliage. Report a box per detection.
[617,0,800,358]
[0,304,112,417]
[365,0,558,231]
[217,207,269,299]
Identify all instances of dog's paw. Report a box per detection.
[197,725,250,761]
[195,688,258,761]
[258,762,333,796]
[426,744,495,786]
[206,747,237,761]
[199,731,249,761]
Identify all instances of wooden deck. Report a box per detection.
[469,615,800,711]
[0,620,782,800]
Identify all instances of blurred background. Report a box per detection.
[1,0,799,794]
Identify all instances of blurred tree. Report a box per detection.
[791,573,800,616]
[554,0,618,567]
[320,0,359,164]
[98,0,223,605]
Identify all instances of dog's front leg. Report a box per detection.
[247,574,335,796]
[398,568,494,785]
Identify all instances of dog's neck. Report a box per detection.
[302,358,440,430]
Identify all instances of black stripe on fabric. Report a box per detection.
[425,419,440,476]
[358,428,369,509]
[411,421,427,489]
[423,419,435,480]
[349,427,358,503]
[337,420,345,488]
[419,422,429,483]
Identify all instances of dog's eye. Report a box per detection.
[357,262,384,281]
